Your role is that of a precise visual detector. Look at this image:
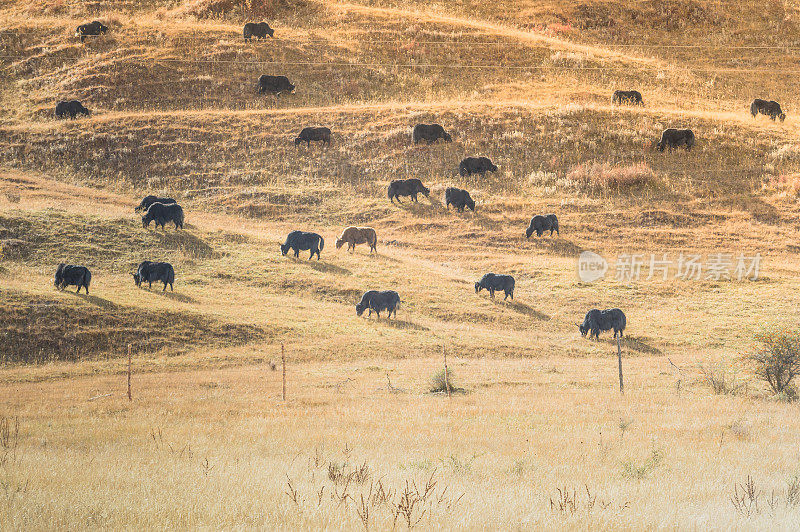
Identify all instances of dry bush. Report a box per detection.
[565,162,655,191]
[428,368,465,394]
[749,328,800,398]
[698,360,745,395]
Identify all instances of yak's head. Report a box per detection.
[355,302,366,316]
[289,84,296,94]
[443,132,452,142]
[420,185,430,197]
[474,282,482,293]
[132,272,142,287]
[780,113,787,122]
[578,323,589,337]
[490,163,498,172]
[294,137,303,146]
[335,238,344,249]
[280,243,289,256]
[465,197,475,212]
[524,225,534,239]
[141,215,151,228]
[267,27,275,37]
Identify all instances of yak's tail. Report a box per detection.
[318,235,325,251]
[83,269,92,289]
[167,266,175,286]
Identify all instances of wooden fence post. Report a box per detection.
[443,346,451,398]
[127,344,132,402]
[282,344,286,401]
[617,337,624,395]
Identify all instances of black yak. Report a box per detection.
[578,308,626,340]
[133,261,175,291]
[243,22,274,41]
[55,100,90,119]
[445,187,475,212]
[750,99,785,122]
[54,263,91,294]
[525,214,559,238]
[142,202,184,230]
[388,178,430,203]
[280,230,324,260]
[135,195,176,212]
[294,127,331,147]
[612,90,643,106]
[413,124,452,144]
[258,75,295,95]
[474,273,515,300]
[657,128,695,152]
[76,21,108,42]
[459,157,497,177]
[355,290,400,319]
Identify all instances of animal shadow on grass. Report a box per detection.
[161,291,196,304]
[307,261,351,275]
[75,293,117,309]
[398,198,438,217]
[493,299,550,321]
[378,319,429,331]
[598,336,661,355]
[155,231,215,259]
[538,238,583,257]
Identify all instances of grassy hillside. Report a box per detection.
[2,0,800,527]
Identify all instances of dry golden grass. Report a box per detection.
[2,0,800,527]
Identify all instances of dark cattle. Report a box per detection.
[612,90,643,106]
[243,22,274,41]
[445,187,475,212]
[258,75,295,95]
[388,178,430,203]
[76,21,108,43]
[474,273,515,300]
[55,100,90,119]
[525,214,559,238]
[133,261,175,291]
[280,230,324,260]
[355,290,400,319]
[657,128,695,152]
[412,124,452,144]
[578,308,626,340]
[459,157,497,177]
[751,99,786,122]
[135,195,176,212]
[142,202,184,230]
[54,263,91,294]
[295,127,331,147]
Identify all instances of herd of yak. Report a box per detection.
[51,20,791,340]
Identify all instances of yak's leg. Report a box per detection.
[75,285,81,293]
[489,288,495,298]
[163,281,167,292]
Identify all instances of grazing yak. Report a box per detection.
[751,99,786,122]
[142,202,184,230]
[525,214,559,238]
[388,178,430,203]
[258,75,295,95]
[133,261,175,291]
[281,230,324,260]
[445,187,475,212]
[459,156,497,177]
[612,90,643,106]
[578,308,626,340]
[475,273,515,300]
[55,100,90,119]
[355,290,400,319]
[75,21,108,42]
[336,226,377,253]
[295,127,331,147]
[135,195,176,212]
[657,128,695,152]
[243,22,274,41]
[54,263,91,294]
[413,124,452,144]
